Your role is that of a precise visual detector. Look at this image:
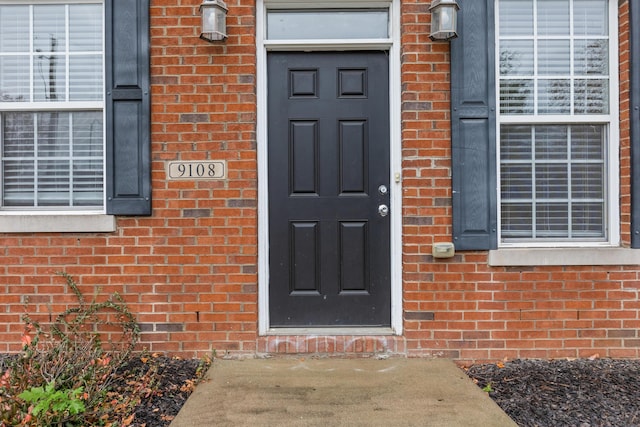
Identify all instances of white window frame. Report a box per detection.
[495,0,620,248]
[0,0,113,232]
[256,0,403,336]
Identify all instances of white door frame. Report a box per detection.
[256,0,403,335]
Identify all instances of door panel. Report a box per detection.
[340,120,367,194]
[340,221,368,292]
[290,221,319,293]
[290,121,318,194]
[268,51,390,327]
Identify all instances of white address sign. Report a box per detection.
[167,161,227,180]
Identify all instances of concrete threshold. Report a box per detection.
[170,358,517,427]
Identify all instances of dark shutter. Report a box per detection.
[105,0,151,215]
[450,0,497,250]
[631,1,640,247]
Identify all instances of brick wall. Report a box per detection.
[144,0,259,355]
[0,0,636,363]
[0,0,260,356]
[399,0,638,362]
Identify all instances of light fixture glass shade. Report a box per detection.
[429,0,459,41]
[200,0,228,42]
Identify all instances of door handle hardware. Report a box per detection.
[378,204,389,217]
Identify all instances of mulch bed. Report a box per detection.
[0,353,208,427]
[466,358,640,427]
[111,355,209,427]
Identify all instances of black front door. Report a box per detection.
[268,51,391,327]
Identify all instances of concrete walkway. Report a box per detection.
[170,358,517,427]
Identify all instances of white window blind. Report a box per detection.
[497,0,614,242]
[0,2,104,209]
[500,124,605,239]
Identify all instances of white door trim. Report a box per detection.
[256,0,402,335]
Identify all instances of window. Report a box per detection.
[266,9,390,40]
[0,2,103,211]
[497,0,617,244]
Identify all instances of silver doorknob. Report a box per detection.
[378,204,389,217]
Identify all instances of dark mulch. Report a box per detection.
[1,354,208,427]
[111,355,209,427]
[466,359,640,427]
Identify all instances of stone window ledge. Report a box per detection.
[0,215,116,233]
[489,247,640,267]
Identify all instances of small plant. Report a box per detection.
[18,381,86,423]
[482,383,493,393]
[0,272,152,427]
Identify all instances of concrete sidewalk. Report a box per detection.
[170,358,517,427]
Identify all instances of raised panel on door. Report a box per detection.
[339,120,368,195]
[290,121,318,195]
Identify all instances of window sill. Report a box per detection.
[266,327,396,336]
[0,214,116,233]
[488,247,640,267]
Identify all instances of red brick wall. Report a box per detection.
[620,0,632,244]
[137,0,259,355]
[399,0,638,362]
[0,0,260,356]
[0,0,636,363]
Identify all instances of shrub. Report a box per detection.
[0,272,152,427]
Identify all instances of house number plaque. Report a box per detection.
[167,160,227,180]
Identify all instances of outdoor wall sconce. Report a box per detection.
[429,0,459,41]
[200,0,228,42]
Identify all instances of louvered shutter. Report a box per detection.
[450,0,497,250]
[105,0,151,215]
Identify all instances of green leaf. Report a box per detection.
[18,385,45,402]
[67,399,86,415]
